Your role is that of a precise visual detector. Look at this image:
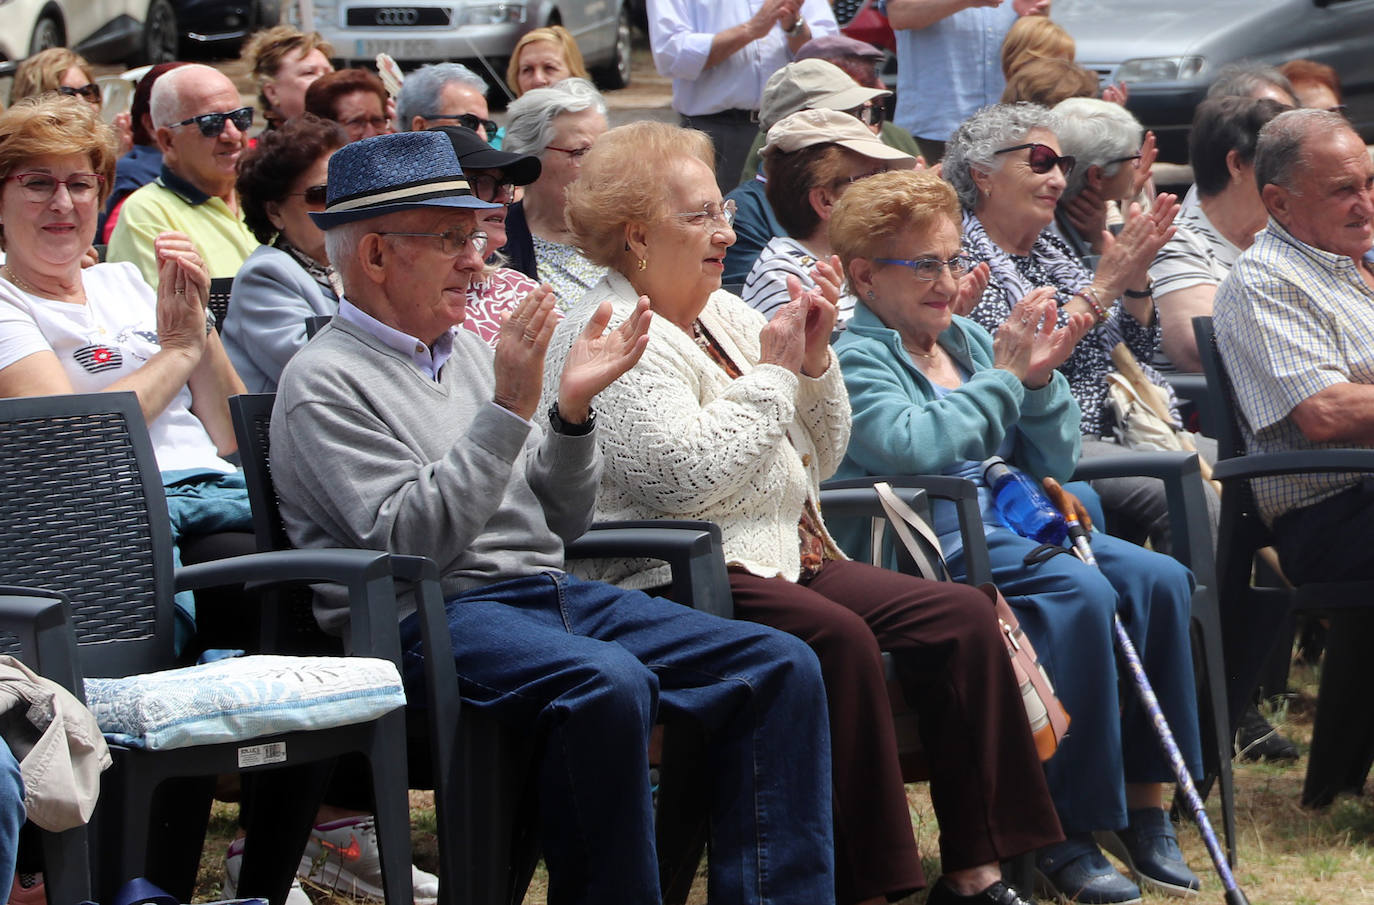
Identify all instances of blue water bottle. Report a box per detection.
[981,456,1068,545]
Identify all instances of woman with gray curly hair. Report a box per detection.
[946,104,1216,559]
[499,77,609,308]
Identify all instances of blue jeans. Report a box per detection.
[0,741,23,903]
[161,469,253,651]
[399,572,834,905]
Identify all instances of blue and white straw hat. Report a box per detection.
[310,130,502,229]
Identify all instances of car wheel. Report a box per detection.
[28,13,63,56]
[595,4,633,90]
[134,0,179,65]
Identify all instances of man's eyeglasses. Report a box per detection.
[58,84,101,105]
[466,173,515,203]
[169,106,253,138]
[376,229,489,257]
[293,184,328,206]
[6,172,104,203]
[994,142,1076,177]
[873,254,972,281]
[545,144,593,162]
[425,112,500,135]
[673,199,737,231]
[846,101,885,128]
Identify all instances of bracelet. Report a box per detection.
[1076,285,1109,324]
[1123,282,1153,299]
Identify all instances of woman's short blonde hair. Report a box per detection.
[11,48,94,104]
[1001,57,1098,107]
[1000,16,1075,80]
[0,96,116,250]
[505,25,590,97]
[566,121,715,268]
[829,170,960,279]
[243,25,335,117]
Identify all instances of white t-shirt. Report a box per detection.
[0,261,235,475]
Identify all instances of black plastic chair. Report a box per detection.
[304,315,333,340]
[0,392,415,905]
[207,277,234,333]
[1194,315,1374,806]
[229,392,741,905]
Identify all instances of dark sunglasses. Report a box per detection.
[294,184,328,206]
[424,112,500,135]
[466,173,515,203]
[846,102,885,128]
[169,106,254,138]
[58,83,101,104]
[994,142,1075,177]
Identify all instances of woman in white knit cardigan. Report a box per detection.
[542,121,1062,905]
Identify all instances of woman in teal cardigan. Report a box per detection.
[829,170,1206,905]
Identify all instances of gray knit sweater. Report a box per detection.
[270,317,601,633]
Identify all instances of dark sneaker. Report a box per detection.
[1235,703,1299,762]
[927,879,1034,905]
[1098,808,1201,898]
[1036,835,1143,905]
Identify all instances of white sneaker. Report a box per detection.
[299,816,439,905]
[224,837,312,905]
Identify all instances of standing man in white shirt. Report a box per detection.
[647,0,839,193]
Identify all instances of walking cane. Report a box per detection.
[1040,476,1251,905]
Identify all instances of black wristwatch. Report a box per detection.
[1123,281,1154,299]
[548,403,596,436]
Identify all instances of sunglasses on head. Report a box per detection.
[58,84,101,104]
[994,142,1075,177]
[169,106,254,138]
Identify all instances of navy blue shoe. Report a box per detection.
[926,879,1033,905]
[1036,835,1143,905]
[1099,808,1202,898]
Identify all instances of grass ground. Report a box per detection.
[194,661,1374,905]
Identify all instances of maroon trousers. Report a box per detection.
[728,560,1062,903]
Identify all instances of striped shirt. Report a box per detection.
[1149,203,1242,297]
[1213,217,1374,524]
[741,235,856,324]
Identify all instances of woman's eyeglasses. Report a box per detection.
[375,228,489,257]
[545,144,593,162]
[170,106,254,138]
[994,142,1076,177]
[467,173,515,203]
[293,184,328,206]
[341,114,389,135]
[845,102,885,128]
[58,84,101,105]
[873,254,972,281]
[673,199,737,230]
[425,112,500,135]
[6,172,104,203]
[1105,152,1143,169]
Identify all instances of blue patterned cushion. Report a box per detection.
[84,655,405,751]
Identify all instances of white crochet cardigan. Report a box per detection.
[544,270,852,589]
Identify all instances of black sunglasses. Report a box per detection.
[58,83,101,104]
[424,112,500,135]
[846,102,885,128]
[294,184,328,206]
[994,142,1075,177]
[169,106,254,138]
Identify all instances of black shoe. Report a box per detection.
[927,879,1034,905]
[1235,704,1299,762]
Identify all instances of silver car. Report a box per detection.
[1056,0,1374,161]
[307,0,633,98]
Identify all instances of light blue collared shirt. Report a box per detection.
[336,297,454,380]
[892,3,1017,141]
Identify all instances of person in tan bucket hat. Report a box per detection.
[741,108,918,321]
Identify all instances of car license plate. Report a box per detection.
[357,38,438,59]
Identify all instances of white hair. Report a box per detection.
[149,63,228,129]
[396,62,488,130]
[323,219,376,294]
[1051,97,1143,200]
[502,77,606,157]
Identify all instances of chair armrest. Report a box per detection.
[175,549,402,663]
[1165,373,1212,435]
[566,521,733,618]
[821,475,994,585]
[1210,448,1374,481]
[1072,450,1215,579]
[0,587,83,699]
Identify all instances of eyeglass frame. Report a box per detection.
[5,171,106,203]
[671,199,737,230]
[340,113,390,134]
[58,84,101,104]
[845,101,885,128]
[291,184,329,206]
[993,142,1076,177]
[1105,153,1143,169]
[872,254,973,281]
[465,173,516,203]
[423,112,500,135]
[374,228,490,257]
[545,144,593,161]
[168,106,254,138]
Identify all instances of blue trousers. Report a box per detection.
[399,572,834,905]
[948,528,1203,836]
[0,741,23,903]
[161,469,253,651]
